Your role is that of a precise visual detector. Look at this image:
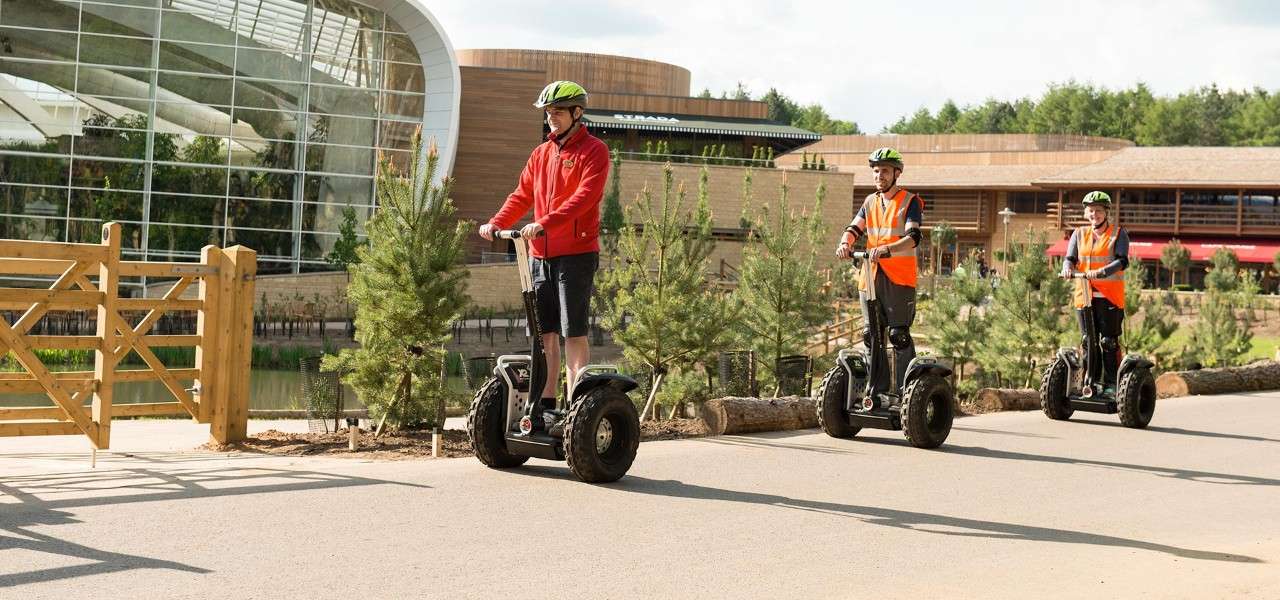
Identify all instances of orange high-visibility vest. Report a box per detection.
[862,189,921,288]
[1071,223,1126,309]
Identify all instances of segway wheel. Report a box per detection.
[466,377,529,468]
[902,374,953,449]
[817,366,859,438]
[1117,367,1156,429]
[1039,358,1074,421]
[564,386,640,483]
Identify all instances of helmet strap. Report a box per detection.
[876,169,900,194]
[551,106,583,145]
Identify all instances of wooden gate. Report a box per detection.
[0,223,256,448]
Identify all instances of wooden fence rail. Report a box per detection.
[0,223,256,448]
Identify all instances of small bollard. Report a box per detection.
[432,427,441,458]
[346,417,359,451]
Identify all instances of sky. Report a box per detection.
[425,0,1280,132]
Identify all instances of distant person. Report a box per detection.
[478,80,610,428]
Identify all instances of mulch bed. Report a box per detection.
[204,417,711,460]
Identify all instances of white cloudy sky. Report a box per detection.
[425,0,1280,131]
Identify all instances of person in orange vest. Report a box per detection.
[836,147,924,398]
[1060,191,1131,396]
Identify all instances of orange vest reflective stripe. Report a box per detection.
[1071,224,1126,309]
[863,189,920,288]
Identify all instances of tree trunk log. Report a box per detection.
[700,396,818,436]
[1155,360,1280,399]
[974,388,1040,412]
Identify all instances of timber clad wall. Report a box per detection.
[452,66,545,260]
[457,49,691,96]
[591,93,767,120]
[617,161,856,233]
[243,266,522,312]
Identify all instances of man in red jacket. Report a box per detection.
[478,81,610,418]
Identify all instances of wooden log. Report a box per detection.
[974,388,1041,412]
[1155,360,1280,399]
[700,396,818,436]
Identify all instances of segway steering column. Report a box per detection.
[496,230,548,431]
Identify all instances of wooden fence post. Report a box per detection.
[195,245,221,424]
[209,245,256,445]
[92,222,121,449]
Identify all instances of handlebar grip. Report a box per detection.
[496,229,546,240]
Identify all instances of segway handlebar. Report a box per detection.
[495,229,546,240]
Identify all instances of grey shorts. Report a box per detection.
[531,252,598,338]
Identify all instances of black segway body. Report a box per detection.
[1040,347,1156,428]
[466,230,641,482]
[816,251,955,448]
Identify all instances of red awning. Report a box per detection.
[1047,236,1280,263]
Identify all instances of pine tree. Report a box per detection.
[1160,238,1190,289]
[1204,247,1240,292]
[597,165,733,418]
[1179,247,1252,367]
[323,131,469,429]
[734,177,833,389]
[685,167,740,396]
[1182,289,1252,368]
[801,151,810,170]
[817,155,827,171]
[326,204,367,269]
[600,151,625,243]
[929,221,957,293]
[976,231,1072,388]
[738,167,755,231]
[1122,258,1178,366]
[326,204,368,339]
[920,256,990,396]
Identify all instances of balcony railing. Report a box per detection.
[617,152,781,169]
[1053,198,1280,234]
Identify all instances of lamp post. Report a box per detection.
[997,207,1016,264]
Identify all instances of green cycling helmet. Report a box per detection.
[1082,191,1112,207]
[868,147,904,171]
[534,80,588,109]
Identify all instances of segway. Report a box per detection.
[817,251,955,448]
[1039,272,1156,428]
[466,230,641,482]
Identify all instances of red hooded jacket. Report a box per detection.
[488,125,610,258]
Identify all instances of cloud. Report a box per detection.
[427,0,1280,131]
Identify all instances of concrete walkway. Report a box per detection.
[2,392,1278,599]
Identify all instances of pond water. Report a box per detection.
[0,369,361,412]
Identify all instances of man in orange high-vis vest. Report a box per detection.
[836,147,924,397]
[1061,191,1131,396]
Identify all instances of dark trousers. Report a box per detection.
[1077,297,1124,388]
[860,271,916,396]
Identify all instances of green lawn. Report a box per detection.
[1163,330,1279,362]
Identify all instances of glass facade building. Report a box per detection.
[0,0,458,277]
